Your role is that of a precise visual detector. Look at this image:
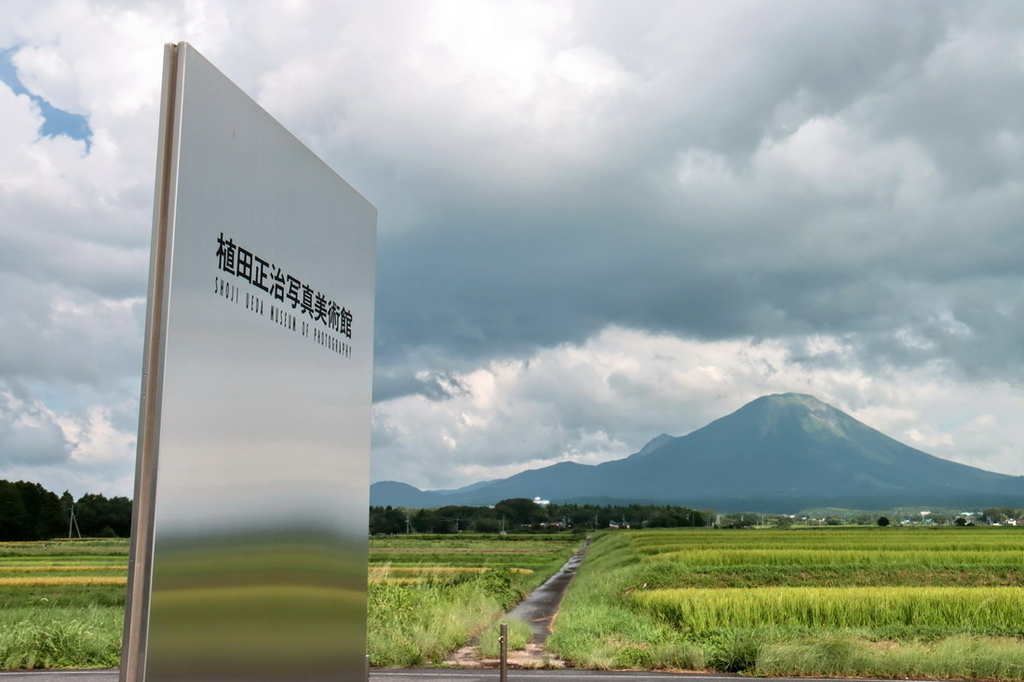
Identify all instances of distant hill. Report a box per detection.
[371,393,1024,513]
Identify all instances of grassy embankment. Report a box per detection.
[0,533,579,670]
[16,527,1021,678]
[547,527,1024,678]
[367,533,580,666]
[0,539,127,668]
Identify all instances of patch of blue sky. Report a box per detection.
[0,46,92,152]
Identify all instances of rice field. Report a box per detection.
[367,533,580,666]
[369,534,575,582]
[9,526,1024,679]
[0,534,580,670]
[634,586,1024,632]
[0,539,128,669]
[547,527,1024,678]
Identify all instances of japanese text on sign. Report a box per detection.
[216,232,353,338]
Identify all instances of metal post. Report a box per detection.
[499,622,508,682]
[365,654,370,682]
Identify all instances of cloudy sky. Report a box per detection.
[2,1,1024,498]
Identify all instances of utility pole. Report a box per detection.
[68,504,81,539]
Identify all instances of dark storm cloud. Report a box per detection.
[0,274,144,386]
[6,1,1024,493]
[372,368,472,403]
[367,2,1024,399]
[0,382,69,466]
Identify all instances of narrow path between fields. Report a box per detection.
[445,536,593,668]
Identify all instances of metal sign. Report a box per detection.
[121,42,376,682]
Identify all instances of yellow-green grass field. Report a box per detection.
[0,539,128,669]
[367,534,581,666]
[547,527,1024,678]
[10,527,1024,679]
[0,534,581,670]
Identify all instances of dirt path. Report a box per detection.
[445,537,592,668]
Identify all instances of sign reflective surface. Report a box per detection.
[122,43,375,682]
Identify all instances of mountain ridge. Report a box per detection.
[372,393,1024,512]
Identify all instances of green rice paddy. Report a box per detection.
[547,526,1024,677]
[5,526,1024,679]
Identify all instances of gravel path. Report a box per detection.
[446,537,592,668]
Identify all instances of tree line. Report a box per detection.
[370,501,1024,535]
[370,498,717,535]
[0,479,132,540]
[7,479,1018,542]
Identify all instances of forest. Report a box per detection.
[6,479,1021,541]
[369,498,715,535]
[0,479,132,540]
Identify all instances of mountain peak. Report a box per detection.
[761,392,829,408]
[629,433,675,459]
[739,393,846,439]
[371,393,1024,512]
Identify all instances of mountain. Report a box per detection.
[371,393,1024,512]
[628,433,674,459]
[368,481,446,509]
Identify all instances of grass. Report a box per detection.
[647,547,1024,567]
[547,527,1024,678]
[366,534,580,666]
[0,606,122,669]
[0,539,128,669]
[10,527,1024,679]
[367,571,515,666]
[755,633,1024,679]
[477,619,533,658]
[0,533,580,670]
[634,586,1024,633]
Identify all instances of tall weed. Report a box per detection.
[550,528,1024,678]
[0,606,121,669]
[634,586,1024,634]
[367,567,540,666]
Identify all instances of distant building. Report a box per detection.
[533,496,550,507]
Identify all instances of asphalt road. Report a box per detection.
[0,669,943,682]
[0,670,722,682]
[505,538,591,645]
[0,672,116,682]
[375,670,746,682]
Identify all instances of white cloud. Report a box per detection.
[0,378,138,495]
[12,1,172,119]
[246,1,632,190]
[372,327,1024,490]
[0,384,67,465]
[58,405,136,466]
[752,115,942,208]
[675,149,735,193]
[1,1,1023,502]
